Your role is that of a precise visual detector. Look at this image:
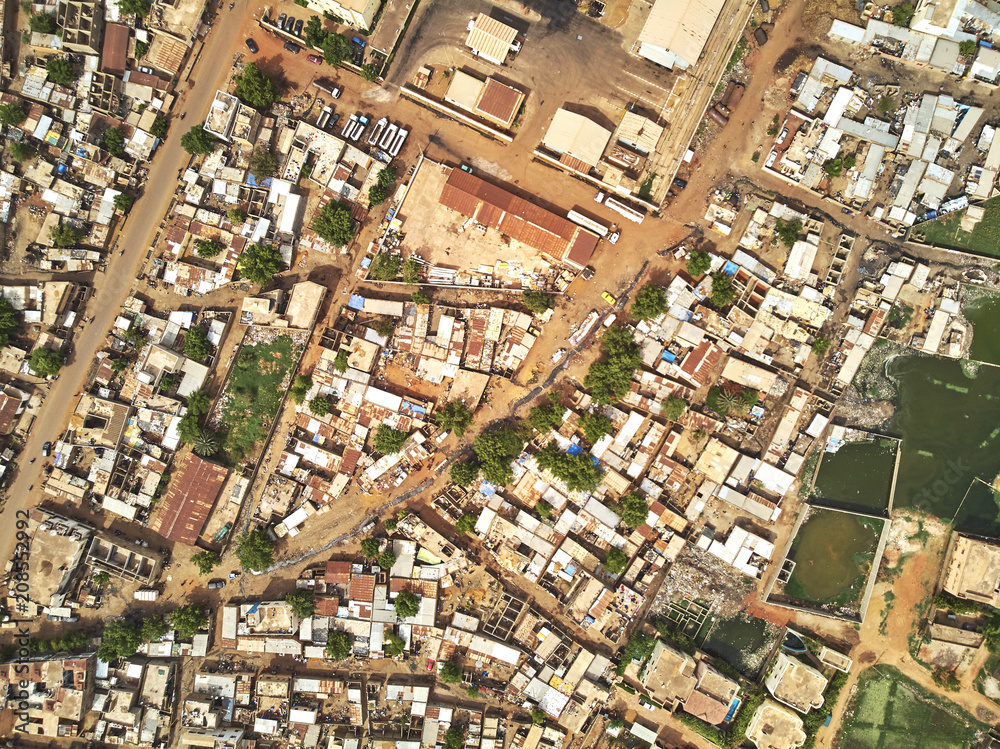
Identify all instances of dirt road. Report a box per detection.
[0,2,255,569]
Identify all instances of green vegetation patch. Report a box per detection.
[219,334,301,460]
[838,666,985,749]
[911,195,1000,257]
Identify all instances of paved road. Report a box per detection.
[0,2,251,568]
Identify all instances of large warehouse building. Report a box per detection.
[636,0,727,70]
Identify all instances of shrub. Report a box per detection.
[367,253,400,280]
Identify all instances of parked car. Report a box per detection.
[601,291,617,305]
[276,12,286,28]
[294,18,303,36]
[608,230,620,244]
[307,54,323,64]
[284,15,295,31]
[460,163,473,174]
[352,45,364,65]
[42,441,52,457]
[778,127,789,142]
[765,150,777,167]
[245,38,259,53]
[138,66,154,75]
[332,87,342,99]
[842,207,852,215]
[672,177,687,189]
[207,579,226,590]
[284,41,301,53]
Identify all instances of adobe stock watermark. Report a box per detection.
[10,509,33,732]
[908,457,974,516]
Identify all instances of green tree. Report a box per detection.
[474,426,527,485]
[117,0,150,17]
[385,518,398,532]
[578,411,612,444]
[141,616,169,643]
[361,62,380,81]
[333,350,349,372]
[170,605,208,639]
[28,12,56,33]
[374,424,407,454]
[290,374,313,403]
[0,297,20,348]
[384,631,406,657]
[193,428,220,457]
[29,348,65,377]
[110,356,129,373]
[233,62,279,108]
[394,590,419,619]
[228,207,246,223]
[9,142,33,161]
[196,238,226,259]
[618,492,649,529]
[605,547,627,574]
[455,513,477,534]
[584,326,641,405]
[286,589,316,618]
[191,550,220,575]
[631,283,667,321]
[50,223,87,248]
[437,401,473,437]
[368,184,388,206]
[319,33,352,66]
[528,392,565,432]
[411,290,431,305]
[467,685,481,698]
[238,243,283,285]
[444,727,465,749]
[248,147,278,180]
[686,249,712,276]
[960,39,978,56]
[159,372,179,392]
[439,660,462,684]
[811,336,831,356]
[535,443,602,493]
[0,103,26,127]
[536,500,552,519]
[893,2,915,26]
[372,318,394,338]
[150,115,168,138]
[308,397,331,416]
[304,15,327,46]
[774,217,802,247]
[367,253,400,280]
[312,200,355,245]
[709,272,736,308]
[181,126,218,156]
[97,619,143,662]
[187,389,211,417]
[46,57,76,86]
[609,716,625,729]
[184,327,212,361]
[823,158,844,178]
[234,528,275,571]
[660,395,686,421]
[113,194,134,212]
[103,127,126,157]
[450,460,480,487]
[361,538,380,558]
[522,289,553,315]
[93,570,111,586]
[531,708,546,725]
[135,40,149,57]
[377,549,396,570]
[377,167,396,188]
[402,257,420,284]
[326,630,352,660]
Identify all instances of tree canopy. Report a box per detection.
[150,115,168,138]
[377,549,396,570]
[450,460,480,487]
[234,62,279,108]
[631,284,667,321]
[170,605,209,640]
[97,619,143,662]
[774,218,802,247]
[709,272,736,308]
[473,426,528,485]
[234,528,274,571]
[686,249,712,276]
[248,148,278,180]
[196,238,226,259]
[117,0,150,17]
[893,2,915,26]
[439,661,462,684]
[104,127,126,157]
[437,401,473,437]
[319,33,352,66]
[113,194,134,212]
[50,223,87,248]
[616,493,649,529]
[28,12,56,33]
[455,513,477,534]
[9,142,33,161]
[304,15,326,47]
[394,590,419,619]
[326,630,352,660]
[286,590,316,618]
[238,243,283,286]
[290,374,313,404]
[373,424,408,454]
[312,201,355,246]
[180,126,218,156]
[0,297,20,349]
[660,395,687,421]
[360,538,380,558]
[191,551,220,576]
[0,103,26,127]
[535,443,602,493]
[522,289,553,315]
[184,327,212,362]
[578,411,612,444]
[29,348,65,377]
[46,58,76,86]
[308,397,331,416]
[584,326,641,405]
[605,547,628,574]
[528,392,565,433]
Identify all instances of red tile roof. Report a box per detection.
[349,573,375,603]
[152,454,228,545]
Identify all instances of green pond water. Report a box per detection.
[965,294,1000,366]
[700,611,779,679]
[888,355,1000,534]
[814,440,896,513]
[786,509,881,604]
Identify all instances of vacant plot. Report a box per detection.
[217,333,302,461]
[911,196,1000,257]
[839,667,984,749]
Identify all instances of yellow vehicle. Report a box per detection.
[602,291,617,305]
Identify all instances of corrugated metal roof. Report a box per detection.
[637,0,727,69]
[476,78,523,126]
[100,23,129,75]
[153,453,228,545]
[466,13,517,64]
[542,109,612,167]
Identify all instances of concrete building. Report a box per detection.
[444,70,525,129]
[285,280,327,330]
[203,91,240,143]
[746,700,807,749]
[0,655,95,736]
[541,109,613,170]
[764,653,827,714]
[941,534,1000,607]
[636,0,726,70]
[0,384,29,434]
[299,0,380,30]
[181,727,247,749]
[638,640,697,708]
[57,0,105,55]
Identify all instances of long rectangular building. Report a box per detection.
[438,168,598,269]
[152,453,229,545]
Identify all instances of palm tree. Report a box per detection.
[110,356,129,373]
[193,428,220,457]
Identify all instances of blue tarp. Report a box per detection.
[246,174,273,188]
[724,260,739,276]
[567,444,584,456]
[479,482,497,498]
[348,294,365,311]
[661,350,677,363]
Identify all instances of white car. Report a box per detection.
[778,127,789,142]
[608,231,620,244]
[765,150,777,167]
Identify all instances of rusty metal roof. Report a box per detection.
[476,78,523,126]
[153,454,228,545]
